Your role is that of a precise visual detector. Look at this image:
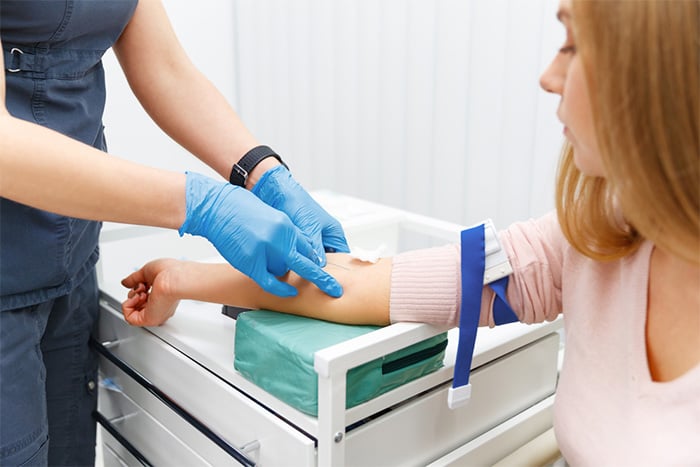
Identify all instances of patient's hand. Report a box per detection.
[121,258,182,327]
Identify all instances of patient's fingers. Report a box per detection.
[122,294,144,321]
[127,282,146,299]
[123,292,154,324]
[127,291,147,308]
[122,268,147,288]
[121,259,179,292]
[122,285,178,327]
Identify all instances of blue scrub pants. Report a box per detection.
[0,271,99,467]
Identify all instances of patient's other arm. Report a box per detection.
[121,253,391,327]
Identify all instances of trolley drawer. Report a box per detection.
[344,333,560,466]
[97,305,315,466]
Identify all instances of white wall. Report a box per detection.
[102,1,235,180]
[103,0,564,229]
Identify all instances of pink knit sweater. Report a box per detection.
[389,212,700,465]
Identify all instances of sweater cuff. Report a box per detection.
[389,244,461,327]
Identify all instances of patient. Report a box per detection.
[122,0,699,464]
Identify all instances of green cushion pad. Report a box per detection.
[234,311,447,416]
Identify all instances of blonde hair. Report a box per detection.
[556,0,699,263]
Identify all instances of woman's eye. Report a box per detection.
[559,44,577,55]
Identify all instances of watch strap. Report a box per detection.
[229,145,288,187]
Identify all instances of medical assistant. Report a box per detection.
[0,0,137,464]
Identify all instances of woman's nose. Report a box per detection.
[540,58,564,95]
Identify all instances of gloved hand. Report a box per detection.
[252,165,350,266]
[179,172,343,298]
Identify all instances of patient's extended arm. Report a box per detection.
[121,253,392,327]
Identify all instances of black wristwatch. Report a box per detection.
[229,145,288,187]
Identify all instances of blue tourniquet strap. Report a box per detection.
[449,222,518,408]
[452,225,485,390]
[491,277,519,325]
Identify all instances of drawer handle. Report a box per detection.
[94,410,154,466]
[91,338,256,466]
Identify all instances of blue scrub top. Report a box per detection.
[1,0,138,311]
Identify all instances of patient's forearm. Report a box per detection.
[170,254,392,325]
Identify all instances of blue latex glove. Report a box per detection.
[252,165,350,266]
[179,172,343,298]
